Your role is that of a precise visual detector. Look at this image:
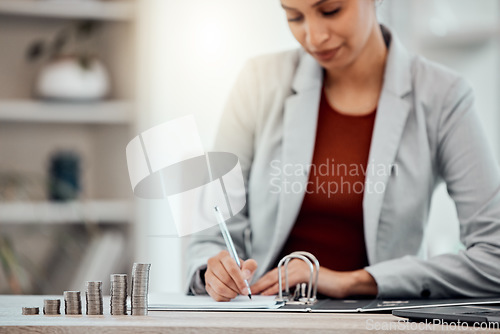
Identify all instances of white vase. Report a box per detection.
[35,56,110,101]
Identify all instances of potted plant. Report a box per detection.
[27,21,110,101]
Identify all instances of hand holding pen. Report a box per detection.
[204,206,257,302]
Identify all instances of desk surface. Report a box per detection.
[0,295,494,333]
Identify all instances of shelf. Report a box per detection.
[0,100,132,124]
[419,26,500,48]
[0,0,135,21]
[0,200,133,224]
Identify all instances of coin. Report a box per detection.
[130,263,151,316]
[110,274,128,315]
[64,291,82,315]
[22,307,39,315]
[86,281,103,315]
[43,299,61,315]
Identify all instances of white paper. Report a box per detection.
[148,293,283,310]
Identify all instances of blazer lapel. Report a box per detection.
[267,26,414,267]
[363,27,413,264]
[269,51,324,263]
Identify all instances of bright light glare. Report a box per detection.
[198,20,224,61]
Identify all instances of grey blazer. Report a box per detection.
[187,25,500,298]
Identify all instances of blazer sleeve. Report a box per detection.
[365,78,500,298]
[185,59,259,294]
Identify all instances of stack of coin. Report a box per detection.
[43,299,61,315]
[86,281,103,315]
[64,291,82,315]
[22,307,39,315]
[130,263,151,316]
[110,274,128,315]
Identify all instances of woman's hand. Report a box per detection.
[251,260,378,298]
[250,259,311,296]
[205,250,257,302]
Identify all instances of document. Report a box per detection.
[147,294,500,313]
[148,293,284,311]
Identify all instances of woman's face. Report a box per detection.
[281,0,377,70]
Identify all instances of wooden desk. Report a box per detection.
[0,295,495,333]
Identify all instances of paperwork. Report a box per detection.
[148,294,500,313]
[148,293,284,311]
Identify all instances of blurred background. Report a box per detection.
[0,0,498,295]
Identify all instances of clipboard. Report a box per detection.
[149,251,500,313]
[272,251,500,313]
[147,294,500,313]
[277,297,500,313]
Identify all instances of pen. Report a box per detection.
[213,206,252,300]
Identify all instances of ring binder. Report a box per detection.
[276,251,319,305]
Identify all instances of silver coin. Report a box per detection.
[43,299,61,315]
[131,308,148,316]
[130,298,148,304]
[131,301,148,305]
[131,282,148,287]
[131,293,147,298]
[131,302,147,306]
[111,290,127,294]
[132,274,149,279]
[110,308,128,316]
[63,291,82,314]
[131,283,148,287]
[22,307,39,315]
[131,298,148,304]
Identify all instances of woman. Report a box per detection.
[187,0,500,302]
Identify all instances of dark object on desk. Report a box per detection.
[279,297,500,313]
[48,151,81,201]
[392,305,500,324]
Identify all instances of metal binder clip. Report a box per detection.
[275,251,319,305]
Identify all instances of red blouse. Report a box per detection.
[278,88,377,271]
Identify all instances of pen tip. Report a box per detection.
[248,294,252,300]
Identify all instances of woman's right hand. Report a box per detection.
[205,250,257,302]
